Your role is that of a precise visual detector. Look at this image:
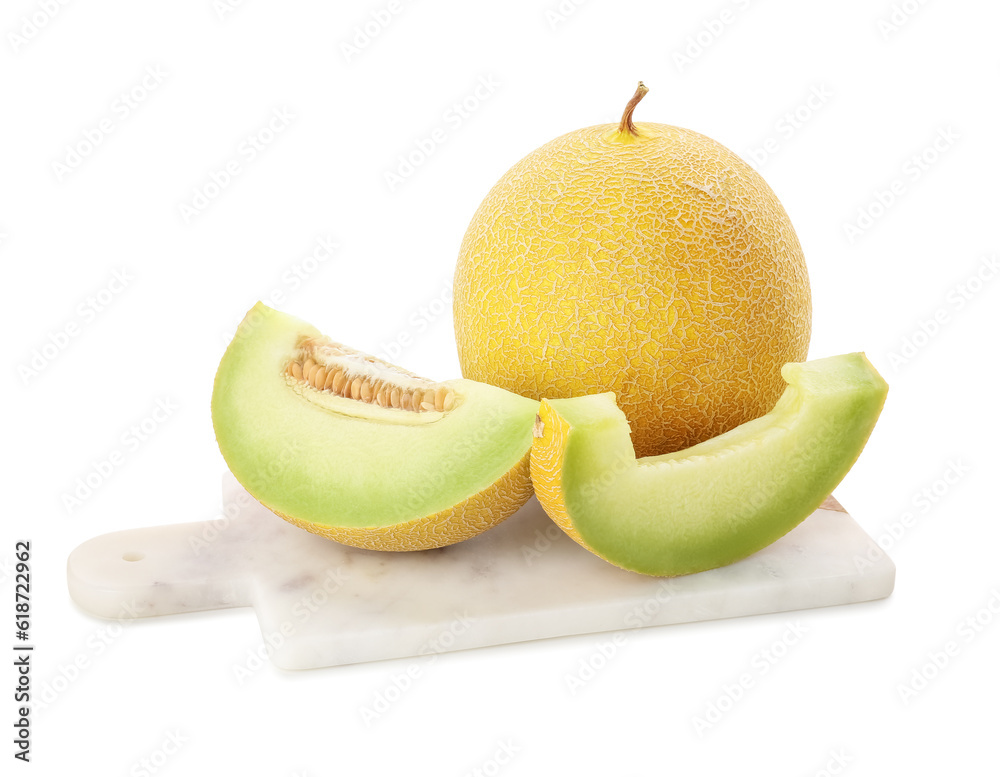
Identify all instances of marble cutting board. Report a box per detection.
[67,473,895,670]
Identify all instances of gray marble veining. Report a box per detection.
[67,473,895,670]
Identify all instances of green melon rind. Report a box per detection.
[212,303,538,529]
[550,353,888,576]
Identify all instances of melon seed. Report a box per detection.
[284,348,457,415]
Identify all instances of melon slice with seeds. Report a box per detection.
[212,303,537,551]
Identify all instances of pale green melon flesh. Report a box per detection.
[212,303,537,528]
[551,353,888,576]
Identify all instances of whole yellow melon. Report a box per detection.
[453,83,811,457]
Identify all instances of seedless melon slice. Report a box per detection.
[531,353,888,576]
[212,303,537,551]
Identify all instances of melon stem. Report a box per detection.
[618,81,649,136]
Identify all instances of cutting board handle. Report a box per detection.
[67,521,253,620]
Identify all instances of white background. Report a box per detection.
[3,0,998,774]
